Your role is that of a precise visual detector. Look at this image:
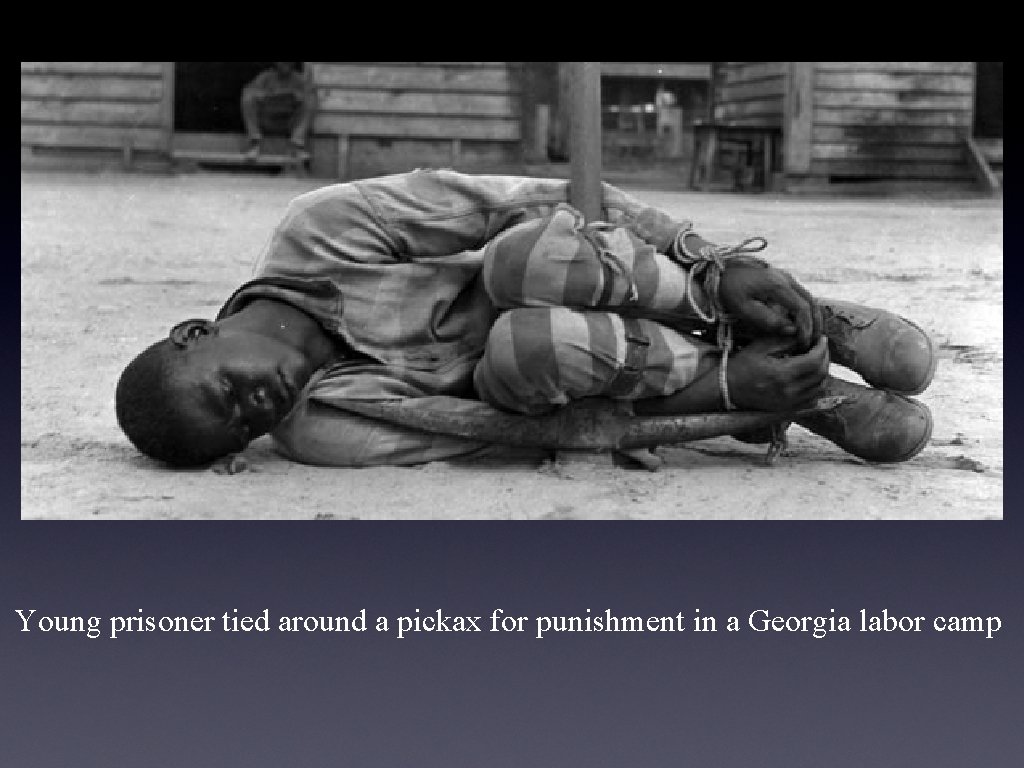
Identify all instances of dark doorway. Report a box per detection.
[974,61,1002,138]
[174,62,295,133]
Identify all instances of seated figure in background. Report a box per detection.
[241,62,316,161]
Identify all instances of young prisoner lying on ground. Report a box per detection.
[116,170,936,468]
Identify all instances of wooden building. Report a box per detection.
[19,61,706,177]
[21,62,171,169]
[308,62,523,178]
[703,61,1002,192]
[21,62,1001,192]
[20,62,525,178]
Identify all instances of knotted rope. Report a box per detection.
[675,233,789,463]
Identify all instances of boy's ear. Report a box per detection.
[169,319,216,348]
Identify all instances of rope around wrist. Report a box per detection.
[677,234,793,463]
[676,233,768,412]
[677,233,769,326]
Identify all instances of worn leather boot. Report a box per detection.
[796,376,932,462]
[821,299,936,395]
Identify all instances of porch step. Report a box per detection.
[965,137,1002,195]
[171,149,303,167]
[170,132,306,171]
[974,137,1003,165]
[977,138,1003,186]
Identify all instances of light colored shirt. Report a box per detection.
[220,169,692,374]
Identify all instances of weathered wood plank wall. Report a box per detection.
[810,62,975,180]
[712,62,788,126]
[21,62,170,154]
[309,62,523,177]
[21,62,524,176]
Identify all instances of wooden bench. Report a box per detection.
[170,133,308,176]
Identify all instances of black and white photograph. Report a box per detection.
[20,61,1003,520]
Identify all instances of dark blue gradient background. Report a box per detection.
[6,99,1017,768]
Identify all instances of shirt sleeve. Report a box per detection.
[270,363,549,467]
[338,169,694,263]
[270,397,497,467]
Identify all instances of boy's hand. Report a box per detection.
[727,336,830,412]
[719,263,822,352]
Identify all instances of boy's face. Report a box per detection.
[169,327,311,456]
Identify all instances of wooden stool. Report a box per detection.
[690,123,780,192]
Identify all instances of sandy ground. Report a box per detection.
[20,170,1003,520]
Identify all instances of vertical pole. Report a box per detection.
[534,104,550,161]
[161,62,175,156]
[567,62,603,222]
[562,63,616,467]
[783,61,814,177]
[335,135,350,181]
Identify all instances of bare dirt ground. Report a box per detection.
[21,170,1002,520]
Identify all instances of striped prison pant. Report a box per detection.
[474,206,719,415]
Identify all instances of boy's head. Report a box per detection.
[116,319,306,467]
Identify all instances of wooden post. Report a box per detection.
[121,137,134,171]
[335,135,350,181]
[519,62,555,163]
[783,62,814,178]
[968,60,978,140]
[534,104,550,162]
[567,62,603,222]
[161,62,175,156]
